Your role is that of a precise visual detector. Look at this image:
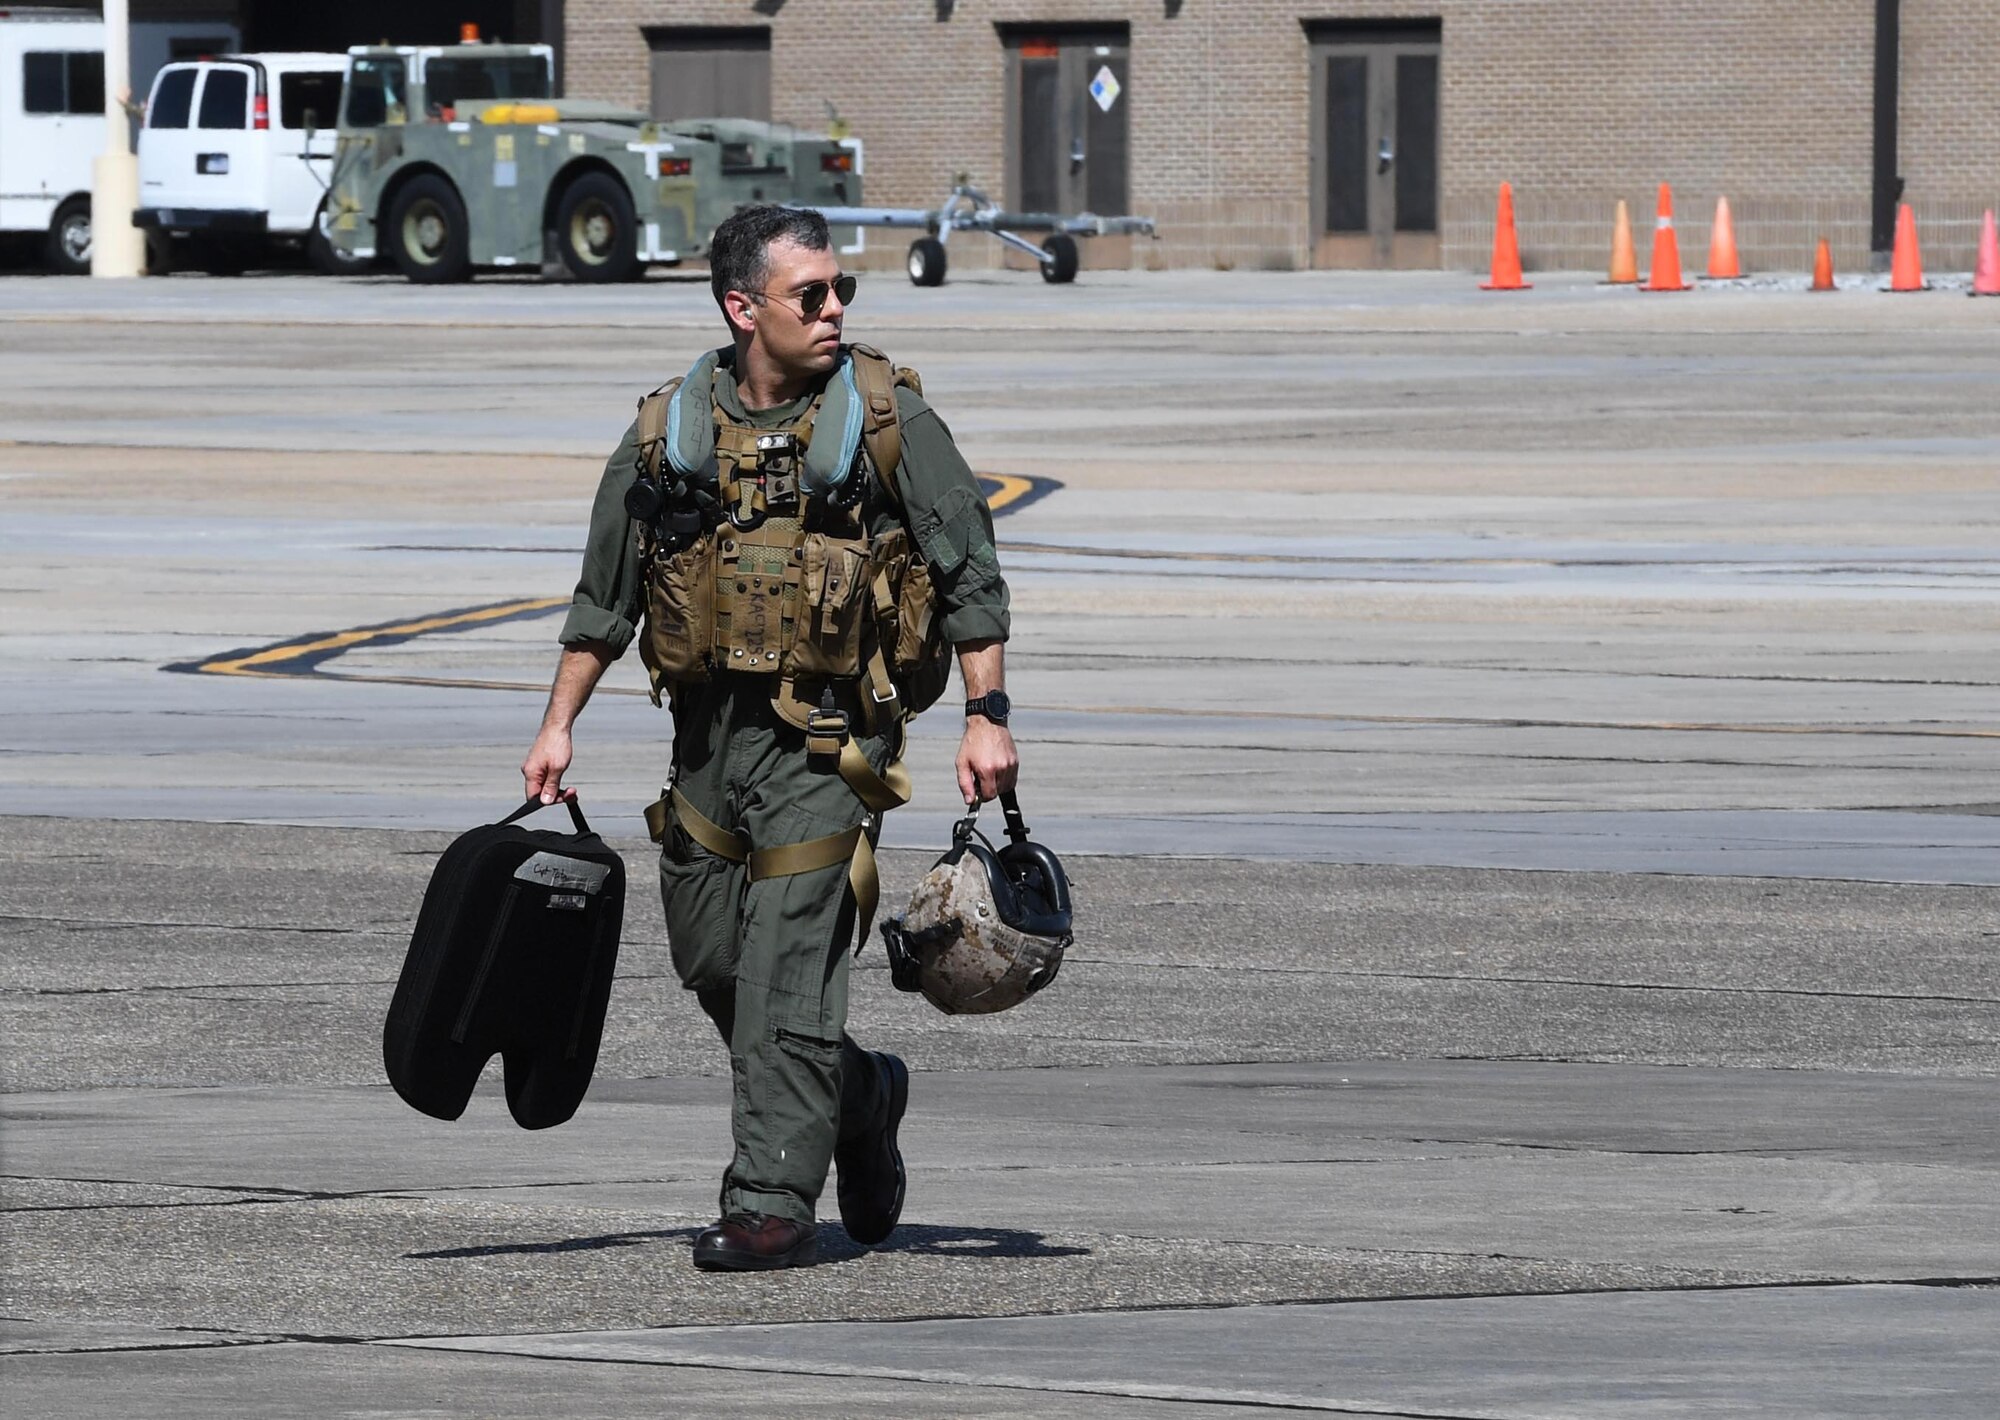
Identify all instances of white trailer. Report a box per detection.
[0,7,238,272]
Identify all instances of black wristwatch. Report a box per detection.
[965,689,1011,725]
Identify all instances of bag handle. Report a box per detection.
[499,796,592,835]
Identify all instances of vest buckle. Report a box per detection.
[806,686,851,758]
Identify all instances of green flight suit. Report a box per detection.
[559,360,1009,1225]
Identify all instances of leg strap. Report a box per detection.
[655,786,881,946]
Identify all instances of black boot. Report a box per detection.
[836,1051,908,1246]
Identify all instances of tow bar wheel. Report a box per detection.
[907,236,947,287]
[1040,233,1079,284]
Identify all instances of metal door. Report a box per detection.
[646,27,770,123]
[271,67,344,233]
[138,63,203,211]
[1310,25,1440,268]
[188,64,262,215]
[1005,29,1129,267]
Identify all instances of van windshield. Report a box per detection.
[344,55,406,127]
[423,55,549,109]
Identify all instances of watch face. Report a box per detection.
[987,690,1011,718]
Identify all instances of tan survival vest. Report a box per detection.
[634,345,952,944]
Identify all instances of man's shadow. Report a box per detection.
[406,1223,1087,1263]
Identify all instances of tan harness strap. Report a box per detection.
[666,787,749,862]
[635,380,679,479]
[837,736,910,814]
[656,786,876,934]
[848,344,904,505]
[747,824,863,882]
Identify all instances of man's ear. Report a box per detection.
[722,290,756,337]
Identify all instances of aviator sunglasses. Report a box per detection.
[748,273,858,319]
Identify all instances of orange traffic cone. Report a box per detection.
[1480,182,1531,290]
[1972,209,2000,297]
[1605,199,1638,284]
[1810,238,1835,292]
[1643,183,1691,291]
[1888,203,1925,291]
[1705,195,1742,279]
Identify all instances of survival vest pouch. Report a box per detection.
[384,796,625,1129]
[630,344,955,950]
[629,344,951,727]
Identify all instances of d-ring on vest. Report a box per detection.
[635,344,941,948]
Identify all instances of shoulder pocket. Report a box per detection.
[913,483,979,575]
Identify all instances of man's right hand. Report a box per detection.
[522,725,575,804]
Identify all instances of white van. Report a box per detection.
[1,8,238,273]
[136,52,359,273]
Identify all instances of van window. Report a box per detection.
[424,55,550,109]
[149,67,196,128]
[279,71,343,130]
[344,55,406,128]
[23,51,104,115]
[197,68,248,129]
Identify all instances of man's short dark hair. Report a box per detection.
[710,205,831,308]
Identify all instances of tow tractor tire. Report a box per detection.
[45,196,91,275]
[555,173,640,283]
[907,236,946,287]
[388,174,472,284]
[1040,233,1079,284]
[308,204,373,276]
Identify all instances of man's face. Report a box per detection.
[731,238,847,378]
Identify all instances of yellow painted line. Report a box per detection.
[195,597,569,677]
[979,473,1037,512]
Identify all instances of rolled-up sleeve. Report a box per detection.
[558,418,644,655]
[893,393,1011,645]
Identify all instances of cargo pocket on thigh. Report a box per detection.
[659,825,741,991]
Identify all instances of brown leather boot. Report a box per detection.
[691,1212,819,1272]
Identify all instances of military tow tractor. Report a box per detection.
[324,41,860,283]
[808,183,1156,286]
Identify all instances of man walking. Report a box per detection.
[522,205,1016,1270]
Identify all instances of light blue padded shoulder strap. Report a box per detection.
[667,347,864,496]
[802,353,865,496]
[664,349,721,480]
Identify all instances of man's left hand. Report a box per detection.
[956,718,1018,805]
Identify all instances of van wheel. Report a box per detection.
[1040,234,1079,284]
[308,204,373,275]
[555,173,640,283]
[388,174,472,284]
[45,197,92,275]
[907,236,946,286]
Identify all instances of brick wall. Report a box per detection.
[564,1,1998,273]
[1899,0,2000,269]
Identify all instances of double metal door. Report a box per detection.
[1311,27,1441,268]
[1008,31,1128,219]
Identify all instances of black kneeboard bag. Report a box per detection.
[385,797,625,1129]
